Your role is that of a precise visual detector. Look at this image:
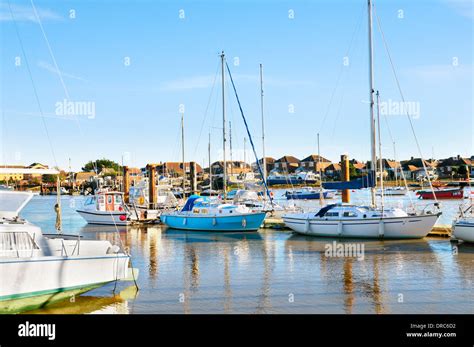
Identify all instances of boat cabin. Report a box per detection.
[314,204,408,220]
[84,191,125,212]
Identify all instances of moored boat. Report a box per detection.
[416,187,464,200]
[161,195,266,231]
[453,218,474,243]
[376,186,408,196]
[0,191,136,313]
[282,0,442,239]
[76,190,131,225]
[285,187,336,200]
[283,203,441,239]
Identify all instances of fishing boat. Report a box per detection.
[416,187,464,200]
[285,187,336,200]
[0,190,136,313]
[282,0,441,239]
[76,190,131,225]
[161,195,266,231]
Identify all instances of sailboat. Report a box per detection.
[282,0,441,239]
[452,191,474,243]
[0,174,136,313]
[161,52,267,232]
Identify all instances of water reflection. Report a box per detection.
[19,196,474,314]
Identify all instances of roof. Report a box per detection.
[157,162,203,173]
[401,158,436,169]
[275,155,300,164]
[75,172,96,180]
[352,162,366,170]
[407,165,419,172]
[301,154,331,163]
[258,157,276,164]
[438,157,472,167]
[326,163,341,171]
[383,159,399,169]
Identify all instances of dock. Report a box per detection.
[262,217,453,237]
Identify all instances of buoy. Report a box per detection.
[119,215,126,221]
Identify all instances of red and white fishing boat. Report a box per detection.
[77,190,131,225]
[416,187,464,200]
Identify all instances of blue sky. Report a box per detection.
[0,0,472,171]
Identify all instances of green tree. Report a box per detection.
[42,174,58,183]
[82,158,121,173]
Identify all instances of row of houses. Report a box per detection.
[254,154,473,180]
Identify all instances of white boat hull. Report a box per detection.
[453,220,474,243]
[0,254,130,312]
[283,213,440,239]
[76,210,130,226]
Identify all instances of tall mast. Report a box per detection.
[317,133,324,206]
[244,137,247,166]
[260,64,266,185]
[208,131,212,193]
[376,91,384,210]
[181,111,185,194]
[368,0,377,207]
[229,121,233,177]
[393,141,398,186]
[221,51,227,199]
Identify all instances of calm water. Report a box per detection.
[20,194,474,314]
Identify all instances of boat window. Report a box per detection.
[85,197,94,205]
[325,212,339,217]
[115,195,122,204]
[0,232,40,254]
[107,195,113,204]
[343,211,358,217]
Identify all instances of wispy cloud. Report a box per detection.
[159,73,316,92]
[0,3,62,22]
[37,61,87,82]
[442,0,473,19]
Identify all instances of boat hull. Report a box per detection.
[282,213,440,239]
[285,191,335,200]
[161,212,266,231]
[417,188,464,199]
[267,178,317,186]
[76,210,130,226]
[0,254,130,313]
[453,220,474,243]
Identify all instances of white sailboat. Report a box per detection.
[452,195,474,243]
[0,188,136,313]
[282,0,441,239]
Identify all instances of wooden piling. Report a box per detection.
[123,166,130,203]
[341,154,350,203]
[147,164,156,209]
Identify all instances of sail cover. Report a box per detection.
[322,172,375,190]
